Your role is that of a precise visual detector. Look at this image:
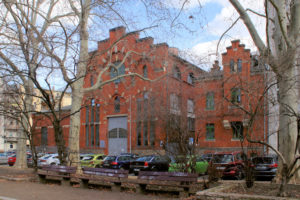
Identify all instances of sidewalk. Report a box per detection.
[0,165,36,181]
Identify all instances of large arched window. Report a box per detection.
[114,96,120,113]
[110,62,125,84]
[173,66,181,79]
[143,65,148,78]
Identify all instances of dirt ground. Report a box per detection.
[0,179,179,200]
[0,166,182,200]
[223,182,300,198]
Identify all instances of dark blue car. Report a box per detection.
[101,154,138,171]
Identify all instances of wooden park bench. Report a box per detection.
[75,167,129,191]
[37,165,77,186]
[132,171,198,197]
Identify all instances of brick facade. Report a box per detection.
[33,27,266,155]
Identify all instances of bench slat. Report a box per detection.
[139,175,197,182]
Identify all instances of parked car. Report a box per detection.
[101,154,137,171]
[0,152,15,165]
[201,153,214,162]
[210,151,246,180]
[168,155,209,175]
[130,155,170,175]
[7,153,32,167]
[252,155,278,180]
[80,154,106,168]
[37,154,60,167]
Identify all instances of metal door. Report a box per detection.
[108,117,127,155]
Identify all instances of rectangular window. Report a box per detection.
[170,93,181,114]
[85,125,89,147]
[95,124,100,146]
[150,98,155,119]
[143,122,148,146]
[91,106,94,123]
[41,127,48,146]
[137,99,142,118]
[143,98,148,120]
[206,92,214,110]
[96,104,100,122]
[85,106,89,147]
[187,99,194,114]
[137,122,141,146]
[91,125,94,146]
[231,88,241,103]
[230,59,235,72]
[237,59,242,72]
[231,121,243,139]
[85,106,89,123]
[90,75,94,86]
[188,117,195,132]
[206,123,215,140]
[150,121,155,146]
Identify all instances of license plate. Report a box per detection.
[134,168,140,171]
[256,166,266,170]
[216,167,225,170]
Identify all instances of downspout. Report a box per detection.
[129,95,132,153]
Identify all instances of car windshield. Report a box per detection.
[136,156,153,162]
[82,156,94,161]
[212,154,233,163]
[104,156,116,161]
[252,157,274,164]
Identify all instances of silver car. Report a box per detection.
[0,152,15,164]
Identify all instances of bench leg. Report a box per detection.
[111,183,121,192]
[61,178,70,186]
[136,184,146,194]
[80,179,89,189]
[38,175,46,184]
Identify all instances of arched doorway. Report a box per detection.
[108,117,128,155]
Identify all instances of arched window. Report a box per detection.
[114,96,120,113]
[237,59,242,72]
[187,73,194,84]
[90,75,94,86]
[143,65,148,78]
[173,66,181,79]
[230,59,235,72]
[110,62,125,84]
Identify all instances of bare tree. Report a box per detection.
[0,0,76,167]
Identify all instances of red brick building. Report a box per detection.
[34,27,266,155]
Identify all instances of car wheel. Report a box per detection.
[120,167,125,170]
[95,165,101,168]
[50,162,56,166]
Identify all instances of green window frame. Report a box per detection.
[206,123,215,140]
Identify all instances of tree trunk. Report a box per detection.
[68,0,90,171]
[54,121,67,165]
[14,131,27,169]
[277,59,299,182]
[68,89,83,169]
